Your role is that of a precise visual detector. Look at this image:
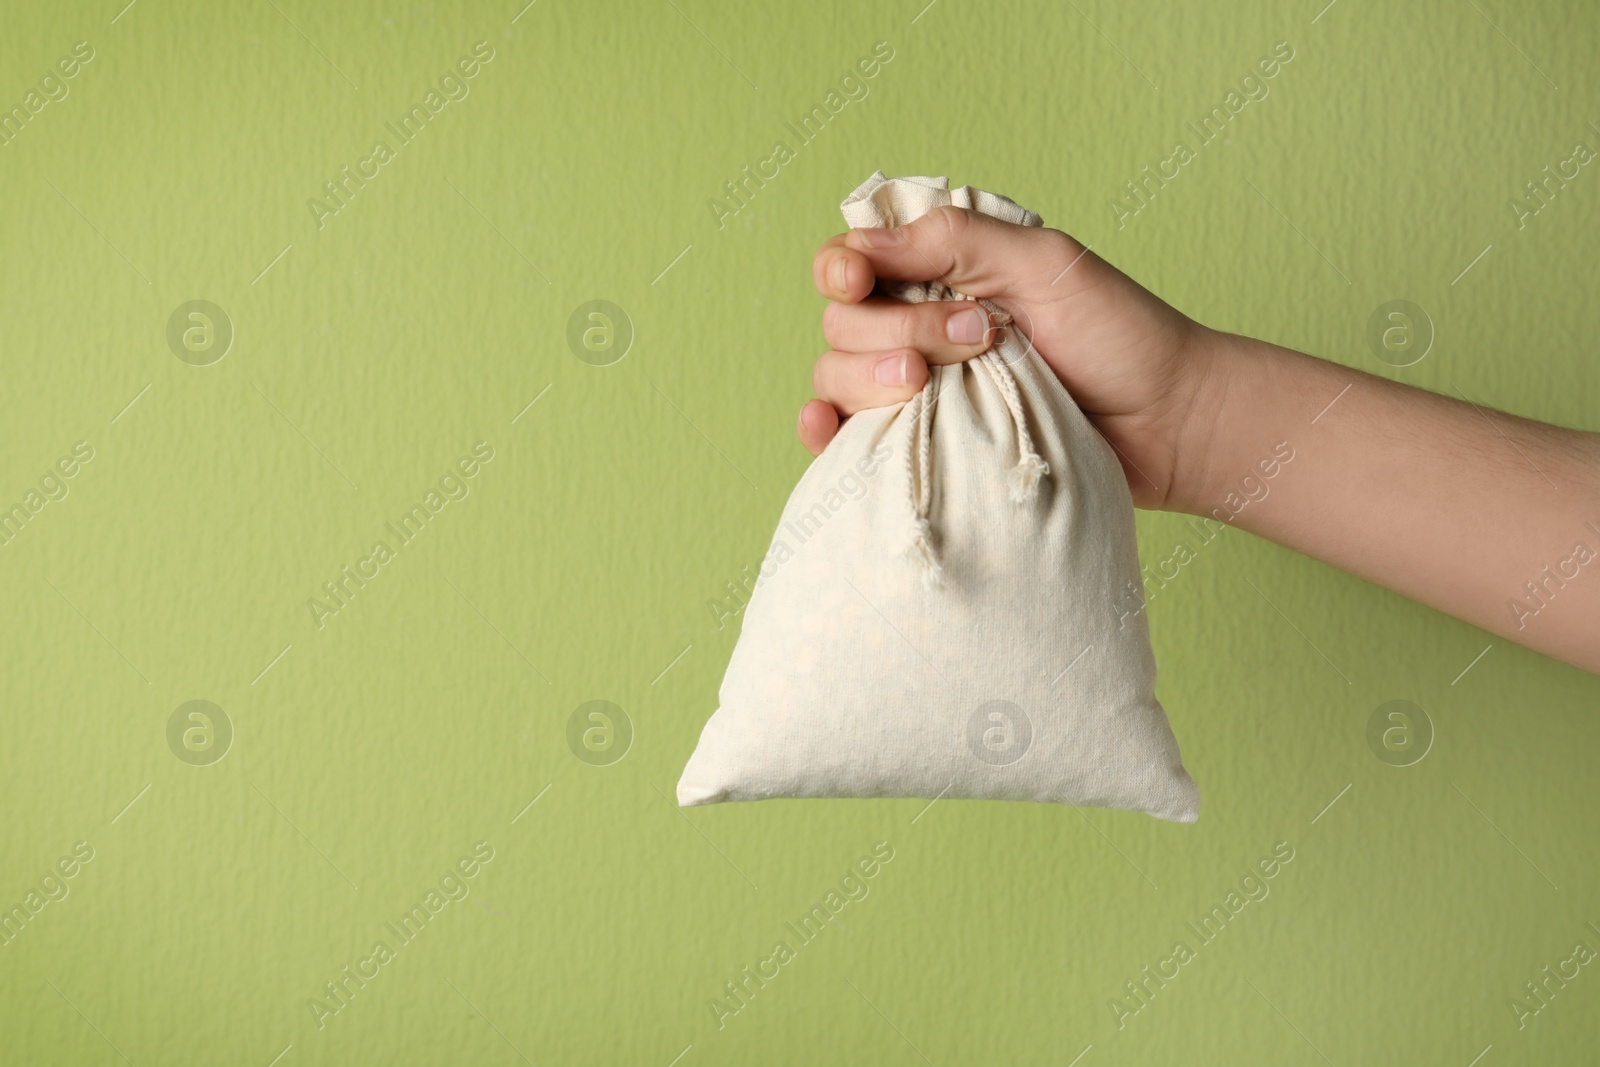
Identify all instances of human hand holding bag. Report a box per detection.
[677,172,1200,823]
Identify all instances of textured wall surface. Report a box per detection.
[2,2,1597,1064]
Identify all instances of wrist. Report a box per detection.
[1159,323,1242,517]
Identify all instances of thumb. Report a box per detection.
[843,205,1091,301]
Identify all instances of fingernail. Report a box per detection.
[874,352,908,387]
[946,307,987,345]
[829,256,848,292]
[856,227,903,249]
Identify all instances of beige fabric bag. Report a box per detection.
[677,172,1199,822]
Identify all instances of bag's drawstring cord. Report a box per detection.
[975,304,1050,504]
[902,379,943,588]
[900,297,1050,588]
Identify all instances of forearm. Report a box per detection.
[1170,327,1600,673]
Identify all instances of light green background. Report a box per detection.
[2,1,1597,1064]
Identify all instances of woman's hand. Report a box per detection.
[801,205,1222,511]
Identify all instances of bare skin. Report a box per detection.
[801,206,1600,674]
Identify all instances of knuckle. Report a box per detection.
[820,300,846,346]
[926,206,972,261]
[811,355,831,398]
[926,204,971,241]
[1041,227,1086,270]
[892,308,921,351]
[922,205,972,282]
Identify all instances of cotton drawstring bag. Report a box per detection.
[677,172,1199,823]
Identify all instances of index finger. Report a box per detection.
[842,206,1087,303]
[812,234,876,304]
